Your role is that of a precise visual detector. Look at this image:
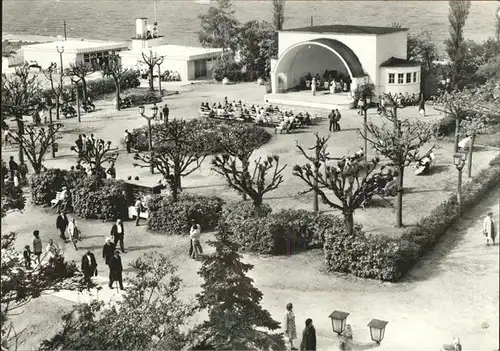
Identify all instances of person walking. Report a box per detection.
[13,170,20,187]
[56,211,69,241]
[328,109,336,133]
[334,109,342,131]
[300,318,317,351]
[134,198,143,226]
[284,303,298,350]
[124,129,132,153]
[23,245,32,269]
[106,162,116,179]
[483,211,497,246]
[311,78,316,96]
[418,95,426,117]
[32,230,43,265]
[111,219,125,253]
[8,156,18,180]
[81,134,88,154]
[102,237,115,266]
[3,127,11,148]
[46,239,59,259]
[162,104,170,124]
[75,134,84,158]
[67,217,81,250]
[109,250,124,290]
[81,250,98,285]
[189,220,203,259]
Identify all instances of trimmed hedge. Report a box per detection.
[29,169,86,205]
[221,201,343,255]
[124,91,163,106]
[324,154,500,281]
[71,177,127,221]
[146,193,224,235]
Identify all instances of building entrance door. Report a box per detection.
[194,59,207,78]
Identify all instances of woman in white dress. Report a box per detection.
[284,302,298,350]
[311,78,317,96]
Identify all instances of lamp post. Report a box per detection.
[44,97,56,158]
[56,45,64,84]
[157,56,164,97]
[453,152,467,213]
[367,319,389,344]
[329,310,350,335]
[139,105,158,174]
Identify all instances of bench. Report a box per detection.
[50,191,63,206]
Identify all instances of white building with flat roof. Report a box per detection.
[22,39,128,70]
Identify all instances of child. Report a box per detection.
[23,245,32,269]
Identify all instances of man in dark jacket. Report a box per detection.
[56,211,69,241]
[75,134,84,157]
[8,156,18,180]
[81,250,97,285]
[162,104,169,124]
[102,237,115,266]
[109,250,124,290]
[110,219,125,253]
[328,110,336,133]
[300,318,316,351]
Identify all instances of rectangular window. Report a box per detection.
[83,53,90,63]
[388,73,395,84]
[406,73,412,83]
[398,73,404,84]
[413,72,418,83]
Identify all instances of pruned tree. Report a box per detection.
[198,0,239,53]
[66,61,94,101]
[40,252,195,351]
[101,52,124,110]
[433,88,486,152]
[445,0,471,88]
[293,134,392,235]
[1,62,43,164]
[191,225,285,351]
[1,231,90,351]
[272,0,286,31]
[360,93,435,228]
[139,50,165,91]
[1,160,25,218]
[42,62,63,121]
[70,138,119,180]
[10,123,63,174]
[134,120,207,202]
[212,153,285,218]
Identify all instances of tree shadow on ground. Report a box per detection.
[401,186,499,283]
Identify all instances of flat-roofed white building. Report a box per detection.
[22,39,128,70]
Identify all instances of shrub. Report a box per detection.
[213,61,245,82]
[29,169,86,205]
[220,202,343,255]
[124,91,163,106]
[71,177,127,221]
[324,153,500,281]
[436,115,456,136]
[146,193,224,235]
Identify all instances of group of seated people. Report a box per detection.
[301,71,351,93]
[139,69,181,82]
[199,97,317,133]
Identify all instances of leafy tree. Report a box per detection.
[70,138,119,181]
[65,61,93,101]
[10,123,63,174]
[40,252,195,351]
[198,0,239,53]
[212,153,285,218]
[139,50,165,91]
[360,93,435,228]
[272,0,286,31]
[445,0,471,88]
[192,226,285,350]
[293,134,392,235]
[462,38,500,86]
[407,30,439,71]
[101,52,124,110]
[134,120,208,202]
[1,62,43,164]
[42,62,63,121]
[1,232,88,350]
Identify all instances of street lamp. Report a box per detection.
[367,319,389,344]
[139,105,158,174]
[453,152,467,213]
[56,45,64,85]
[329,310,350,335]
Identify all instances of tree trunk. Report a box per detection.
[55,100,60,120]
[467,133,475,178]
[313,164,319,213]
[343,211,354,235]
[171,178,179,202]
[253,197,265,218]
[81,78,88,101]
[115,79,121,111]
[15,116,25,164]
[149,67,155,91]
[453,117,461,153]
[33,162,42,175]
[396,166,405,228]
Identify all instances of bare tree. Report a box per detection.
[101,52,124,111]
[66,61,93,101]
[42,62,63,121]
[139,50,165,91]
[71,139,119,180]
[1,62,43,164]
[212,154,285,218]
[445,0,471,88]
[360,93,435,228]
[272,0,286,31]
[133,120,207,202]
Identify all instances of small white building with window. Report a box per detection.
[379,57,421,95]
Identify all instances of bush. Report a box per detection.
[124,91,163,106]
[29,169,86,205]
[146,193,224,235]
[220,201,343,255]
[324,153,500,281]
[436,115,456,136]
[71,177,127,221]
[213,61,245,82]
